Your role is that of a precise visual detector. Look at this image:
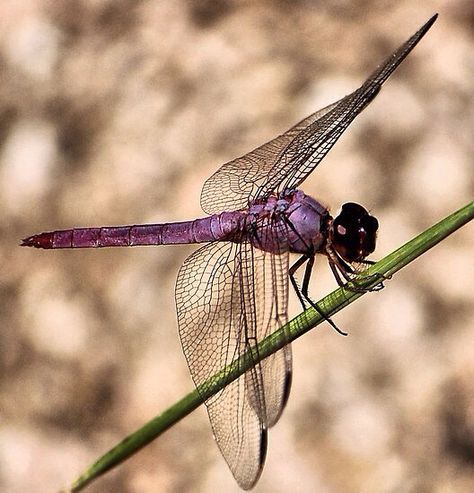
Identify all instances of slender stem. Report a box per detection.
[69,201,473,492]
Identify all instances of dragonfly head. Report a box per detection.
[331,202,378,262]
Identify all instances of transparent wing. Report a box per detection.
[258,15,437,195]
[200,15,437,212]
[200,101,338,214]
[175,224,291,489]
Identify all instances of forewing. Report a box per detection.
[201,16,436,213]
[256,15,437,195]
[200,101,338,214]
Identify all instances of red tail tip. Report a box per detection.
[21,232,53,249]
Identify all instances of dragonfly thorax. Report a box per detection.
[247,190,330,255]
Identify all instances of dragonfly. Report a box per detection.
[22,15,437,490]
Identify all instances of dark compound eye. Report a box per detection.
[363,214,379,233]
[332,202,378,262]
[341,202,368,216]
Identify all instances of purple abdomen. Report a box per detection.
[22,212,246,249]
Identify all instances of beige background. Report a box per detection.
[0,1,473,492]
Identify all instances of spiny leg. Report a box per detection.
[301,256,347,336]
[328,259,349,287]
[289,255,310,311]
[357,259,390,289]
[326,248,385,293]
[289,255,347,336]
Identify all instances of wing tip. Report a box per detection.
[417,13,438,39]
[240,426,268,490]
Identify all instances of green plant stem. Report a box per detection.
[69,200,473,492]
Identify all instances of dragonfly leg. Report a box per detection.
[357,259,391,287]
[328,258,348,287]
[289,255,310,311]
[346,260,388,291]
[326,258,381,293]
[289,255,347,336]
[301,257,348,336]
[326,248,386,293]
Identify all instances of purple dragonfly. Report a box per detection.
[22,15,437,489]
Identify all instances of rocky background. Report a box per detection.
[0,1,473,492]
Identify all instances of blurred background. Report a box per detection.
[0,1,473,492]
